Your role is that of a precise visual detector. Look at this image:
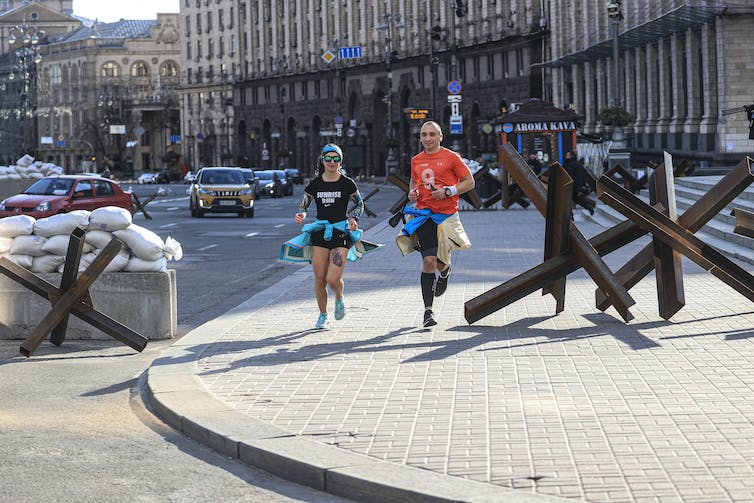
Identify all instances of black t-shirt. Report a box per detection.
[304,175,359,223]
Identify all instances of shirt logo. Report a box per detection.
[317,190,341,207]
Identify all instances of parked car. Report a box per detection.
[256,169,293,197]
[183,170,198,184]
[137,172,157,184]
[155,170,171,184]
[189,167,255,218]
[239,168,260,199]
[286,168,304,185]
[0,175,135,218]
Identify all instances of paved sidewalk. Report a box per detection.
[147,207,754,502]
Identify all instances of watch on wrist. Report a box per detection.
[444,187,453,197]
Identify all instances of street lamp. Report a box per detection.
[376,3,403,175]
[607,0,623,107]
[7,20,45,156]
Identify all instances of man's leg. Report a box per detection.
[416,221,439,327]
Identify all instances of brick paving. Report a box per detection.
[191,207,754,502]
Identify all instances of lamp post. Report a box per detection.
[376,3,403,176]
[7,20,44,157]
[607,1,623,107]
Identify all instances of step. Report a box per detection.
[675,176,754,204]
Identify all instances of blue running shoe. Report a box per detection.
[334,298,346,320]
[315,313,331,330]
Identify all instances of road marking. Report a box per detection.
[274,224,285,228]
[245,232,259,237]
[160,223,177,228]
[198,244,219,251]
[166,207,180,211]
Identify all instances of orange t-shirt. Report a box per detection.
[411,147,471,214]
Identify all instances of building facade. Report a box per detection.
[545,0,754,167]
[36,14,182,175]
[179,0,548,176]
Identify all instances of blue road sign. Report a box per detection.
[447,80,462,95]
[55,140,65,147]
[338,46,363,59]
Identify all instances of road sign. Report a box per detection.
[447,80,462,95]
[449,114,463,134]
[409,108,430,120]
[346,128,356,138]
[338,46,363,59]
[321,50,336,63]
[447,95,462,103]
[334,115,344,124]
[262,148,269,160]
[451,103,460,116]
[55,140,66,147]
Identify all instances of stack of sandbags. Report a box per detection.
[0,206,182,273]
[0,155,65,182]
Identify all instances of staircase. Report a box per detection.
[587,175,754,265]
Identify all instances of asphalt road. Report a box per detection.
[0,179,400,502]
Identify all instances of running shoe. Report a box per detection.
[434,264,452,297]
[315,313,331,329]
[334,298,346,320]
[423,309,437,327]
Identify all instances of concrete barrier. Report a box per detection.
[0,270,176,341]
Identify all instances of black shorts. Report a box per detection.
[415,219,438,257]
[311,229,351,250]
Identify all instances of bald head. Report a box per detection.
[420,121,443,154]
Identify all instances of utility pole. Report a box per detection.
[607,1,623,107]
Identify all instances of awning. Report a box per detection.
[536,3,724,69]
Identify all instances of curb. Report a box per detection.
[143,223,568,502]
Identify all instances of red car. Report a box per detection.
[0,175,135,219]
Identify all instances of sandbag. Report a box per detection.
[163,236,183,261]
[88,206,133,231]
[31,255,66,273]
[0,236,12,254]
[124,256,167,273]
[113,224,164,261]
[41,234,94,256]
[4,254,32,269]
[33,210,90,237]
[10,235,47,257]
[0,215,35,238]
[84,230,115,249]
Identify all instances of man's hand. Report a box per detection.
[408,188,419,202]
[431,186,445,200]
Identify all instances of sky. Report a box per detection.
[72,0,179,22]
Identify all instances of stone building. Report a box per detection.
[0,1,181,175]
[36,14,182,175]
[545,0,754,167]
[179,0,548,176]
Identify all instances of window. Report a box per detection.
[74,180,93,198]
[196,13,202,34]
[160,60,179,77]
[185,16,191,36]
[206,11,212,32]
[130,61,149,77]
[516,48,524,76]
[486,54,494,80]
[94,180,115,197]
[100,62,120,78]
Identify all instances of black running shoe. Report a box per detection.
[423,309,437,327]
[434,265,452,297]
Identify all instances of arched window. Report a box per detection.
[130,61,149,77]
[100,62,120,78]
[160,60,179,78]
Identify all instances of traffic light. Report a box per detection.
[454,0,466,17]
[431,25,444,41]
[607,1,622,20]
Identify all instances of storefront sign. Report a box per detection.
[513,121,576,132]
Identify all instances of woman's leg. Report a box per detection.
[326,247,347,299]
[311,246,330,313]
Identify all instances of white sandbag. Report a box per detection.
[0,236,12,254]
[6,173,21,180]
[33,210,90,237]
[10,235,47,256]
[88,248,130,272]
[41,234,94,256]
[163,236,183,261]
[88,206,132,231]
[16,154,34,167]
[4,254,32,269]
[31,255,66,273]
[124,256,167,273]
[0,215,35,238]
[84,230,115,249]
[113,224,164,261]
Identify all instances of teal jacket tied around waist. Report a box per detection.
[280,219,382,263]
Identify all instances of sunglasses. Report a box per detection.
[322,154,341,163]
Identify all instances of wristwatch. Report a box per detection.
[444,187,453,197]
